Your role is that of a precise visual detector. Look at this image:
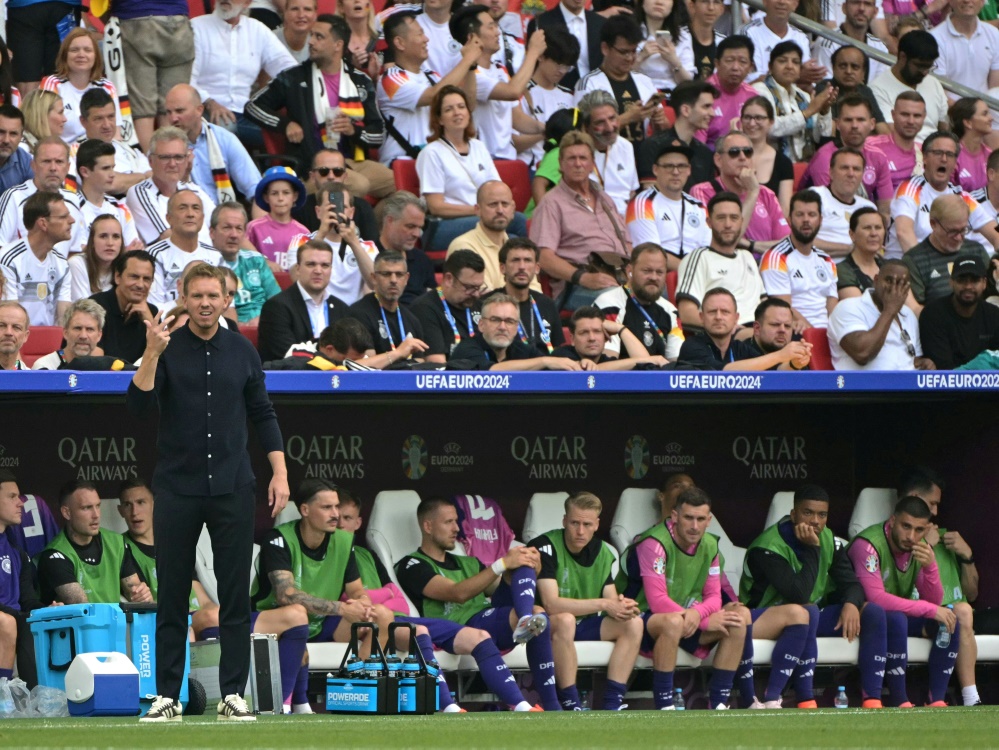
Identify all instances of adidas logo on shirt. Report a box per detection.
[270,537,284,547]
[930,269,942,279]
[262,237,273,244]
[792,269,804,279]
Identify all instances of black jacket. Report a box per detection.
[527,8,605,90]
[245,60,383,173]
[257,284,351,362]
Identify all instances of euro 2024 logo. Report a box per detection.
[402,435,428,480]
[624,435,650,480]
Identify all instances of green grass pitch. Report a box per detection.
[1,707,996,749]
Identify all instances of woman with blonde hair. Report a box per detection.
[338,0,381,81]
[20,89,66,149]
[69,215,124,301]
[40,28,123,144]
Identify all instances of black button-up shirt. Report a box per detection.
[126,324,283,496]
[89,288,158,364]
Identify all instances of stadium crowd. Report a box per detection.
[0,0,997,372]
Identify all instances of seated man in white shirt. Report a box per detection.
[811,148,877,259]
[144,189,223,309]
[626,140,710,271]
[75,88,151,198]
[828,258,935,370]
[579,90,639,216]
[450,4,547,161]
[191,0,298,150]
[126,127,217,247]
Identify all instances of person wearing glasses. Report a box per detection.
[411,249,486,362]
[626,141,710,271]
[690,131,790,253]
[291,149,377,241]
[902,194,994,314]
[345,250,428,359]
[737,97,794,219]
[126,127,217,246]
[450,293,585,370]
[574,15,665,148]
[828,258,933,370]
[887,133,999,260]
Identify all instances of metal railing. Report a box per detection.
[732,0,999,111]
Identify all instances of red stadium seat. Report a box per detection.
[494,159,531,213]
[239,325,259,348]
[666,270,678,305]
[793,161,808,190]
[21,326,63,368]
[273,271,293,290]
[562,326,572,346]
[392,159,420,195]
[802,327,833,371]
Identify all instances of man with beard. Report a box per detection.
[411,249,485,363]
[919,255,999,369]
[812,46,889,144]
[346,251,427,359]
[676,193,766,328]
[578,90,639,216]
[485,238,564,355]
[848,495,959,707]
[0,106,31,194]
[627,142,711,271]
[447,182,525,293]
[828,259,932,370]
[867,92,927,192]
[870,30,949,141]
[450,294,584,370]
[677,290,811,370]
[551,306,669,369]
[888,134,999,259]
[760,190,838,330]
[595,243,683,361]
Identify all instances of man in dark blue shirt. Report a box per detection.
[0,106,32,194]
[128,263,289,723]
[0,470,44,690]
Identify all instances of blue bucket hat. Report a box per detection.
[254,166,307,211]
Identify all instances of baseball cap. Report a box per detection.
[951,254,987,279]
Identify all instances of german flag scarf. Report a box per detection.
[204,119,237,205]
[312,62,366,161]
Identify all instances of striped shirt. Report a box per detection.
[0,240,71,325]
[760,239,838,327]
[125,178,216,246]
[626,188,710,260]
[676,245,766,326]
[146,238,223,308]
[886,176,994,259]
[0,179,84,256]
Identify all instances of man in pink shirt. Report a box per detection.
[700,36,758,150]
[848,495,960,707]
[867,91,927,191]
[691,131,790,251]
[617,487,747,709]
[800,94,894,214]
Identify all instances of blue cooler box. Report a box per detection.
[28,603,191,709]
[65,652,140,716]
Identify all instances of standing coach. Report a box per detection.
[127,263,290,723]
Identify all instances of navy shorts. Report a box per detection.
[573,614,606,641]
[467,606,516,651]
[310,615,345,643]
[640,611,702,655]
[395,615,464,653]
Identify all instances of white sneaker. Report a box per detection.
[140,696,182,723]
[292,702,314,714]
[713,703,730,710]
[660,705,676,710]
[217,694,255,721]
[763,699,782,709]
[513,613,549,644]
[748,697,765,709]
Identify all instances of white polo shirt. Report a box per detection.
[416,138,501,208]
[377,64,438,166]
[626,187,710,260]
[146,238,223,308]
[760,238,838,327]
[594,137,639,215]
[931,18,999,96]
[828,289,920,370]
[810,185,877,250]
[0,240,71,326]
[475,63,517,160]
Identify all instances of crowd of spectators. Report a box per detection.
[2,0,999,373]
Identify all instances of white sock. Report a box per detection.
[513,701,533,712]
[962,686,981,706]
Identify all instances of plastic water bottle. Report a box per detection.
[935,605,954,649]
[834,686,849,709]
[579,691,591,710]
[674,689,685,711]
